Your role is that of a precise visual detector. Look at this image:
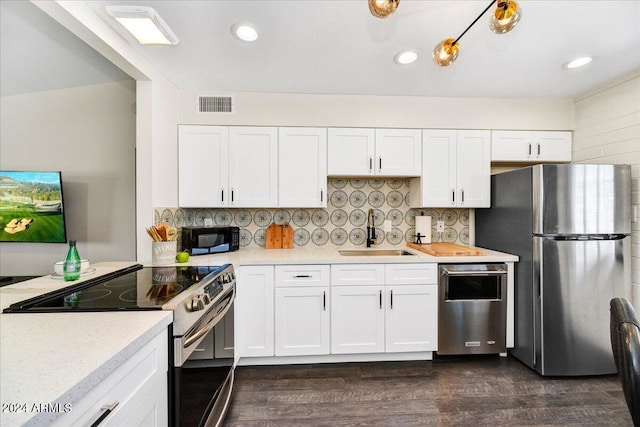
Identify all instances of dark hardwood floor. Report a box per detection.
[224,355,633,426]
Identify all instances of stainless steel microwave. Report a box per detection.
[181,226,240,255]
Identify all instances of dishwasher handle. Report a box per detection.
[442,269,507,277]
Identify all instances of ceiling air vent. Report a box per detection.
[198,95,234,114]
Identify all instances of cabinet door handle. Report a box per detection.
[323,291,326,310]
[451,189,456,203]
[369,156,373,171]
[379,157,382,170]
[221,188,224,202]
[537,143,541,156]
[90,401,119,427]
[231,189,234,203]
[390,290,393,309]
[379,290,382,309]
[320,189,323,202]
[461,189,465,203]
[294,274,311,278]
[528,143,532,156]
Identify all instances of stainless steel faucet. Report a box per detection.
[366,208,377,247]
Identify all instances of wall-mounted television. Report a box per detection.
[0,171,67,243]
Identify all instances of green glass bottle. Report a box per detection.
[63,240,81,282]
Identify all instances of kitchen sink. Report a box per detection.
[339,249,416,256]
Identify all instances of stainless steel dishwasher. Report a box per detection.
[438,264,507,355]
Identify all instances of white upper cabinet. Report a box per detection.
[410,129,490,208]
[178,125,229,207]
[228,126,278,207]
[278,127,327,208]
[491,130,572,162]
[374,129,422,176]
[178,125,278,208]
[327,128,421,177]
[327,128,375,176]
[456,130,492,207]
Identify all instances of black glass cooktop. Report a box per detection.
[3,265,225,313]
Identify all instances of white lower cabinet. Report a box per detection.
[274,265,330,356]
[330,264,438,355]
[275,286,330,356]
[237,263,438,363]
[385,285,438,353]
[331,285,386,354]
[53,328,168,426]
[236,265,275,357]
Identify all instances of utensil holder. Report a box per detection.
[152,241,177,265]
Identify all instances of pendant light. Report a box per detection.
[490,0,522,34]
[368,0,400,19]
[432,39,459,67]
[432,0,522,67]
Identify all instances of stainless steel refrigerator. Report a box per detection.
[476,164,631,376]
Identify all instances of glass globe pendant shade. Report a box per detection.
[368,0,400,18]
[432,38,459,66]
[490,0,522,34]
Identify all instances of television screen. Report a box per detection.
[0,171,67,243]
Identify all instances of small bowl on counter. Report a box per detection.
[53,259,90,276]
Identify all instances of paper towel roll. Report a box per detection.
[415,216,431,244]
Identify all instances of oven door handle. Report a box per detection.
[183,288,235,349]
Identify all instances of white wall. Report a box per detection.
[32,0,181,263]
[572,72,640,306]
[0,81,136,275]
[178,90,575,130]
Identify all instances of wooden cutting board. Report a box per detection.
[407,242,485,256]
[266,222,294,249]
[282,222,294,249]
[266,223,282,249]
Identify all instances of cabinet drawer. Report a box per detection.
[385,264,437,285]
[52,329,168,426]
[275,265,330,287]
[331,264,385,286]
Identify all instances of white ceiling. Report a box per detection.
[3,1,640,99]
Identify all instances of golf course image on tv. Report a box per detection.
[0,171,67,243]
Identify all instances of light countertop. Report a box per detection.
[0,263,172,427]
[140,244,519,267]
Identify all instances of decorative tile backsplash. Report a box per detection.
[155,179,470,249]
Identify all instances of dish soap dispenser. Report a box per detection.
[63,240,81,281]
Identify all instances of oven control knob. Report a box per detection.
[190,295,205,312]
[202,294,211,305]
[222,274,229,284]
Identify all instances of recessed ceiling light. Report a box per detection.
[562,56,593,69]
[231,23,259,42]
[394,50,418,65]
[106,6,178,45]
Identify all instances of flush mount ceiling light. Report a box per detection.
[106,5,178,45]
[231,23,259,42]
[394,50,418,65]
[562,56,593,69]
[369,0,400,18]
[433,0,522,67]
